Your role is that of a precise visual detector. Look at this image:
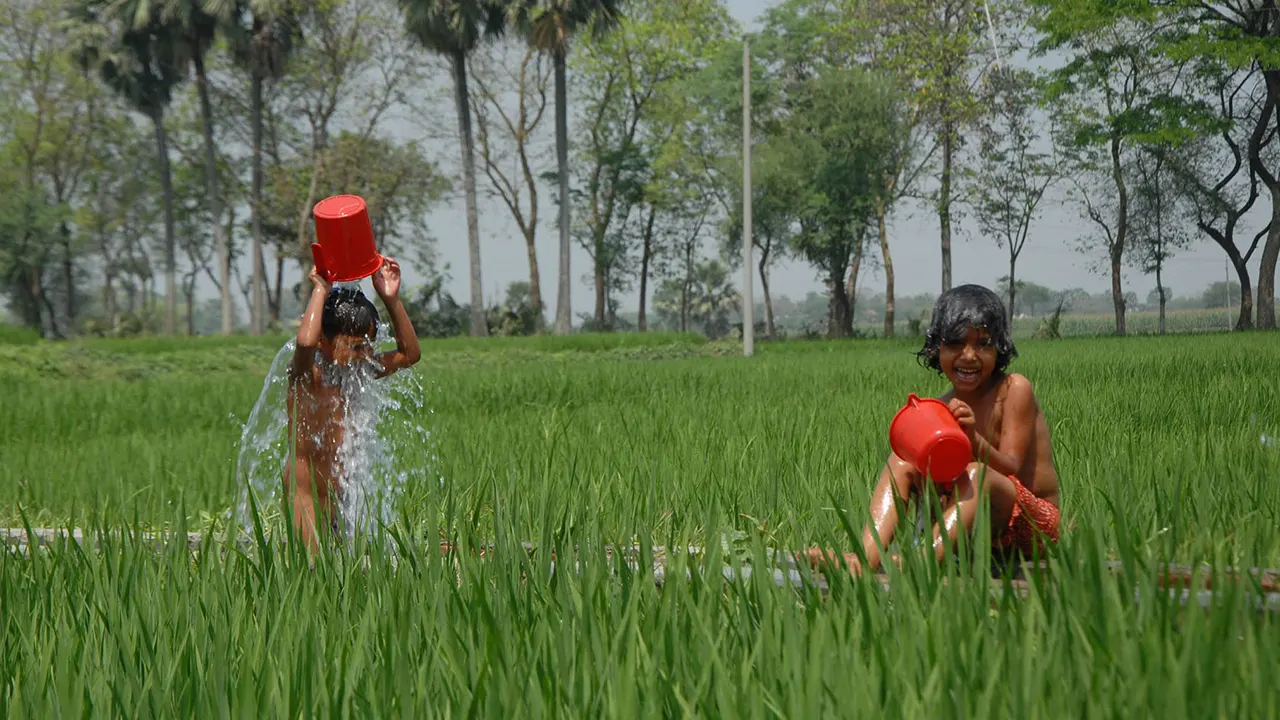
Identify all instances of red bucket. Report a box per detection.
[888,393,972,485]
[311,194,384,283]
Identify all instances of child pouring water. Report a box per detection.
[285,257,421,553]
[812,284,1061,575]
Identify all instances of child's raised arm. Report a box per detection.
[372,257,421,378]
[290,266,331,381]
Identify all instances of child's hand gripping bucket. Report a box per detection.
[889,393,972,487]
[311,194,384,283]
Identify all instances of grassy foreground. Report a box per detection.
[2,332,1278,715]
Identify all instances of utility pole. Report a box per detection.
[742,36,755,357]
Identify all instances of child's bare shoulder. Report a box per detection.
[1001,373,1041,406]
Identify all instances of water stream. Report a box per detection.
[232,307,438,547]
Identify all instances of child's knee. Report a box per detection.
[965,463,1017,506]
[890,448,921,476]
[886,452,922,483]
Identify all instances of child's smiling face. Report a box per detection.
[938,324,997,392]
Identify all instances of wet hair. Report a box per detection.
[915,283,1017,374]
[321,286,379,340]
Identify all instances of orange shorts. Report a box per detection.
[997,476,1060,556]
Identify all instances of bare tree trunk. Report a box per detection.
[61,222,74,336]
[681,242,696,332]
[1008,255,1017,320]
[759,246,774,338]
[593,235,607,327]
[847,236,863,326]
[185,281,196,336]
[1109,248,1126,335]
[104,273,117,330]
[939,120,954,293]
[553,48,572,335]
[1110,134,1129,336]
[523,226,544,330]
[451,50,488,337]
[40,278,58,338]
[273,255,284,322]
[20,267,44,333]
[1156,262,1166,335]
[194,53,232,336]
[1230,250,1254,330]
[251,69,266,335]
[638,205,656,331]
[879,206,895,338]
[828,270,853,339]
[1259,188,1280,330]
[152,111,178,336]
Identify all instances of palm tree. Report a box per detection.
[398,0,505,338]
[71,0,188,335]
[227,0,301,335]
[149,0,244,333]
[98,0,237,335]
[504,0,622,335]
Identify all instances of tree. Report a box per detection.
[470,37,551,330]
[506,0,623,334]
[0,0,107,337]
[785,66,906,338]
[722,141,798,338]
[1034,5,1212,335]
[1033,0,1280,329]
[1127,147,1192,333]
[676,30,774,334]
[268,131,451,278]
[280,0,425,301]
[969,67,1058,321]
[1147,1,1280,328]
[652,259,737,337]
[71,0,189,336]
[1161,68,1269,331]
[75,111,159,333]
[1202,280,1241,309]
[570,0,732,330]
[97,0,242,335]
[861,0,1006,294]
[227,0,302,335]
[400,0,506,338]
[175,0,238,334]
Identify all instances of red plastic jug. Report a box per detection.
[888,393,972,485]
[311,194,384,283]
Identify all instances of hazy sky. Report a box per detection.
[230,0,1265,320]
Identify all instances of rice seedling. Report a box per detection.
[1,332,1277,715]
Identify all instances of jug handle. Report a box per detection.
[311,243,334,282]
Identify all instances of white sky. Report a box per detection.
[208,0,1264,320]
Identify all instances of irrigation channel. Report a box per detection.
[4,527,1278,614]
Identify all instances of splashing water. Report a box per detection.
[232,311,439,548]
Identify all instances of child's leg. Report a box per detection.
[861,452,924,570]
[929,462,1018,562]
[807,452,922,575]
[285,458,336,555]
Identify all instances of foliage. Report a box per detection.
[2,334,1279,714]
[783,66,907,337]
[968,67,1059,317]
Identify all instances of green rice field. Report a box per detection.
[2,330,1278,716]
